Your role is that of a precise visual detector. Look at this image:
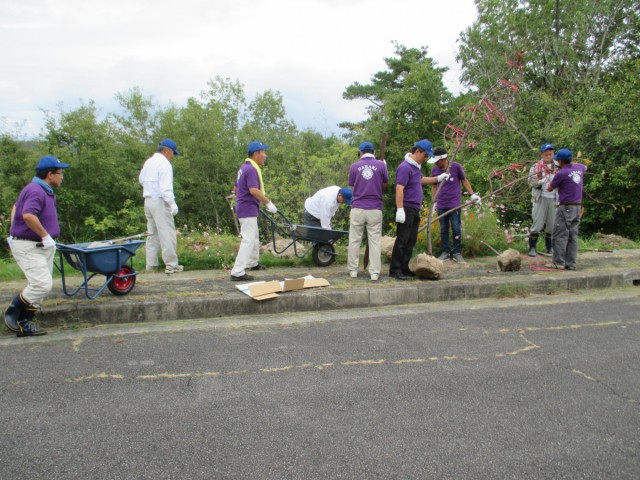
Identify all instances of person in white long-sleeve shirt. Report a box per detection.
[303,186,352,229]
[138,139,183,274]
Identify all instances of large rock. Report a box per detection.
[409,253,444,280]
[381,236,396,258]
[497,248,521,272]
[260,238,295,258]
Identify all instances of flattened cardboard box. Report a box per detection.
[236,275,330,301]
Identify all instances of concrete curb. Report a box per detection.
[42,268,640,327]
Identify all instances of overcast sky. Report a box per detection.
[1,0,477,138]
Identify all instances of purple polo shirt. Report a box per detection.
[10,182,61,239]
[550,163,587,204]
[395,159,423,209]
[234,161,261,218]
[348,155,389,210]
[430,162,466,210]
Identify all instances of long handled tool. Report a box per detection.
[85,232,151,249]
[225,194,241,237]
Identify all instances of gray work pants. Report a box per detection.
[531,196,555,236]
[552,205,581,268]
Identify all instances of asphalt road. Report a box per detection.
[1,288,639,479]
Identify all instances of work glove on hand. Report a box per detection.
[431,204,437,217]
[266,201,278,214]
[470,193,482,205]
[395,208,406,224]
[436,172,450,183]
[170,202,179,216]
[41,234,56,249]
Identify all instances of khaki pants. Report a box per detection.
[10,239,56,307]
[231,217,260,276]
[348,208,383,276]
[144,198,179,269]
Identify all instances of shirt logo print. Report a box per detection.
[569,171,582,184]
[361,165,374,180]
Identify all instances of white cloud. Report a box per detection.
[0,0,477,138]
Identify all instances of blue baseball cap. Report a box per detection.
[414,139,434,157]
[159,139,181,155]
[553,148,573,162]
[358,142,375,153]
[339,187,352,206]
[248,141,269,155]
[540,143,555,152]
[36,156,70,171]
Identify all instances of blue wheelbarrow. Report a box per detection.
[55,236,146,300]
[259,210,348,267]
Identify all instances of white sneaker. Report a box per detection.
[165,265,184,274]
[437,252,450,261]
[370,274,379,281]
[349,271,358,278]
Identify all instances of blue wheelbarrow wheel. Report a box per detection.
[107,265,136,296]
[312,244,335,267]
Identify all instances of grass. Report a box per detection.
[0,226,636,282]
[496,283,530,298]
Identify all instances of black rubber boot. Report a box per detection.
[16,305,47,337]
[4,294,27,333]
[545,235,553,254]
[527,234,538,257]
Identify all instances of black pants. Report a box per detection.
[389,207,420,275]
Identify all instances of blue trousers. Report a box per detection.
[438,208,462,255]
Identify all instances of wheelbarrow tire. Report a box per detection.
[312,244,335,267]
[107,265,136,296]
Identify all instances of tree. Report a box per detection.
[342,42,452,165]
[455,0,640,239]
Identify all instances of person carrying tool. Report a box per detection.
[303,186,352,229]
[4,156,71,337]
[547,149,587,270]
[527,143,558,256]
[430,146,481,263]
[139,138,183,274]
[230,141,278,281]
[347,142,389,281]
[389,140,450,280]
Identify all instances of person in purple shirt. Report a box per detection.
[430,146,481,263]
[547,149,587,270]
[5,156,70,337]
[389,140,450,280]
[347,142,389,280]
[230,141,278,281]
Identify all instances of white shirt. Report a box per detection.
[138,152,175,204]
[304,185,341,229]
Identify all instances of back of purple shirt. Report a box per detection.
[550,163,586,204]
[348,156,389,210]
[10,182,60,239]
[395,160,423,209]
[431,162,466,210]
[234,161,261,218]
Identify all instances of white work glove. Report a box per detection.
[437,172,450,183]
[41,234,56,249]
[470,193,482,204]
[395,208,406,224]
[170,202,179,216]
[266,201,278,214]
[431,204,437,216]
